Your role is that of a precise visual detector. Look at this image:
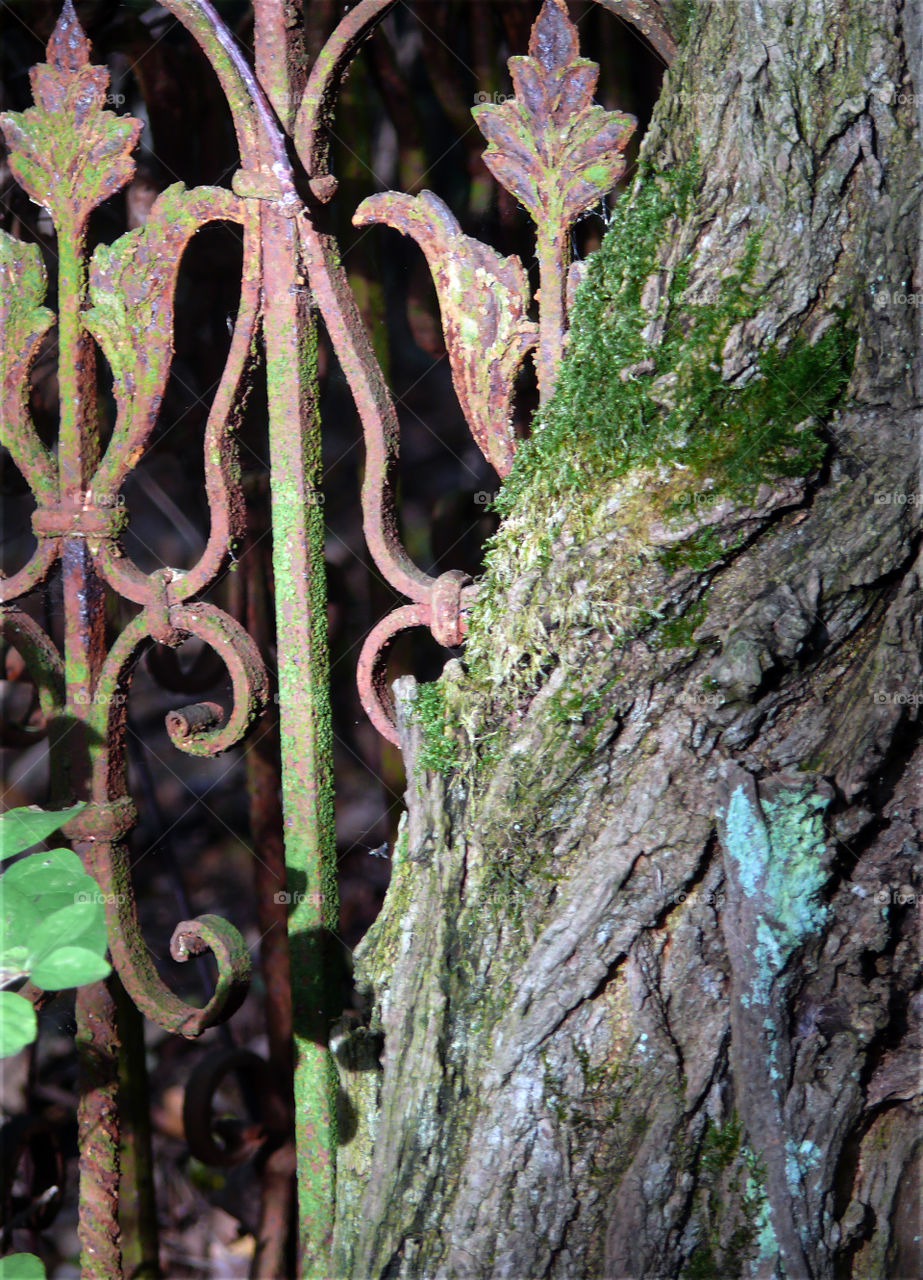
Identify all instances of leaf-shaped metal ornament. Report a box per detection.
[354,191,537,476]
[0,0,142,240]
[473,0,636,399]
[85,184,243,497]
[0,233,56,504]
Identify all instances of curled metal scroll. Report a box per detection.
[293,0,646,744]
[183,1047,289,1167]
[159,0,668,747]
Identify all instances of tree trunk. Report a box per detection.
[332,1,922,1276]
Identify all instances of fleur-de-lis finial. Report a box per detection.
[354,0,636,476]
[473,0,637,402]
[0,0,141,240]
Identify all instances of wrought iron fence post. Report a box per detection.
[0,2,272,1273]
[247,0,339,1270]
[261,202,338,1279]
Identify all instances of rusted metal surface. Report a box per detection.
[73,980,122,1275]
[0,0,668,1272]
[597,0,677,65]
[259,199,338,1278]
[0,1,267,1272]
[473,0,636,400]
[183,1047,287,1167]
[113,977,159,1280]
[294,0,397,201]
[237,489,298,1280]
[152,0,342,1269]
[353,192,537,475]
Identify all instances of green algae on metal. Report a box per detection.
[261,205,338,1277]
[0,233,56,501]
[0,0,141,245]
[85,185,243,494]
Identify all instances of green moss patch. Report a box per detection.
[464,155,854,692]
[411,680,461,775]
[686,1116,769,1278]
[496,158,853,517]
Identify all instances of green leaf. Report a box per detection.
[0,882,41,950]
[0,805,84,859]
[0,1257,45,1280]
[3,850,100,915]
[3,847,83,886]
[26,899,107,966]
[29,946,110,991]
[0,1258,46,1280]
[0,1253,46,1279]
[0,991,38,1058]
[0,1256,46,1280]
[0,945,30,978]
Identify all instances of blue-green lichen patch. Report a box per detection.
[724,782,831,1004]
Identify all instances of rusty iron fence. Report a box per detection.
[0,0,670,1274]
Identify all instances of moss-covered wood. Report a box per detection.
[332,0,922,1275]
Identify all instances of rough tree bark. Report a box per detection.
[331,1,922,1276]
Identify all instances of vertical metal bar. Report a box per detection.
[251,4,337,1270]
[56,226,103,773]
[261,203,338,1278]
[535,219,568,404]
[73,980,122,1280]
[114,977,160,1279]
[56,227,98,502]
[237,490,298,1278]
[57,213,123,1280]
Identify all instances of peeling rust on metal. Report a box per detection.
[164,701,225,739]
[353,191,536,476]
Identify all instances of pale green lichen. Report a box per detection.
[784,1136,822,1198]
[750,1172,779,1277]
[724,784,830,1005]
